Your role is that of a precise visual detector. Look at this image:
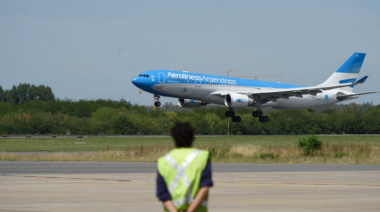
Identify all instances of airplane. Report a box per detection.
[131,52,378,123]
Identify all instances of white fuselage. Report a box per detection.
[151,81,354,110]
[132,53,375,118]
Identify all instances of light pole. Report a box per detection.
[227,120,230,136]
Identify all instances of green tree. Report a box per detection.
[90,107,119,134]
[205,113,221,134]
[115,115,136,135]
[362,105,380,133]
[0,84,55,104]
[29,112,52,134]
[0,86,4,102]
[129,114,161,135]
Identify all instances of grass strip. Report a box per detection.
[0,135,379,164]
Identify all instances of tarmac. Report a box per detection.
[1,162,380,211]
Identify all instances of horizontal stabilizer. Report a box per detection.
[336,91,379,101]
[356,76,368,84]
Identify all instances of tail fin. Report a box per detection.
[318,52,366,92]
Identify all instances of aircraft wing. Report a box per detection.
[211,82,361,103]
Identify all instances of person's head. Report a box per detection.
[170,122,195,148]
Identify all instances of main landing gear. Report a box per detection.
[252,110,269,123]
[154,94,161,107]
[225,110,241,122]
[225,109,269,123]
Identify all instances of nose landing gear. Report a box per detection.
[154,94,161,107]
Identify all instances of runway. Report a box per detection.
[1,162,380,212]
[1,161,379,174]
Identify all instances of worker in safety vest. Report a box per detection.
[156,122,213,212]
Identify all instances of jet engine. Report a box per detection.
[224,93,254,108]
[319,90,358,102]
[336,92,348,101]
[178,99,207,108]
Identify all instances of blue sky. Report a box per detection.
[1,0,379,105]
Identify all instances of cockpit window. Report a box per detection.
[138,74,149,78]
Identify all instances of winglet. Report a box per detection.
[356,76,368,84]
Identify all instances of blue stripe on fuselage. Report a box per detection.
[133,70,304,96]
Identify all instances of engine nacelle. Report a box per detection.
[224,93,254,108]
[336,92,347,101]
[178,99,206,108]
[317,90,358,102]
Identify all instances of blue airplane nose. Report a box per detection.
[132,77,146,90]
[131,78,140,86]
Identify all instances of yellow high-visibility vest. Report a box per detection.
[158,148,209,212]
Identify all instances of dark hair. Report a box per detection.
[170,122,195,148]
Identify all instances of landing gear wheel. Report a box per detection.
[259,116,269,123]
[153,94,161,107]
[232,116,241,123]
[252,110,263,117]
[225,111,235,118]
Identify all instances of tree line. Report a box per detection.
[0,84,54,104]
[0,97,379,135]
